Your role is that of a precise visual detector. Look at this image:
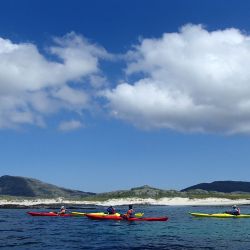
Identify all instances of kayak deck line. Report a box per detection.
[71,212,120,216]
[86,214,168,221]
[71,212,144,217]
[27,211,145,218]
[27,212,73,217]
[190,212,250,218]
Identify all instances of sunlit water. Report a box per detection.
[1,205,250,249]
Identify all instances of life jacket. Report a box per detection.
[234,208,240,214]
[126,209,134,217]
[229,207,240,215]
[107,207,115,214]
[60,209,66,214]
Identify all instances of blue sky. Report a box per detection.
[1,0,250,192]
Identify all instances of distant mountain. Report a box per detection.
[181,181,250,193]
[0,175,95,198]
[2,175,250,201]
[87,185,182,200]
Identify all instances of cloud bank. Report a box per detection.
[0,32,108,129]
[105,24,250,134]
[2,25,250,134]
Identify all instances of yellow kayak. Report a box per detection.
[190,212,250,218]
[71,212,120,216]
[71,212,144,217]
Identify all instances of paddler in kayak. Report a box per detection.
[58,206,67,214]
[122,204,134,219]
[106,206,116,215]
[225,205,240,215]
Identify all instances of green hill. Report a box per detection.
[2,176,250,201]
[85,184,250,201]
[84,185,183,201]
[0,175,95,198]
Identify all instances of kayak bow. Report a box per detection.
[27,212,72,217]
[86,214,168,221]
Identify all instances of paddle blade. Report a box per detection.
[71,212,86,216]
[135,213,144,217]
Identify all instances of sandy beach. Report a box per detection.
[1,197,250,207]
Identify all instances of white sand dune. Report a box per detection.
[1,197,250,206]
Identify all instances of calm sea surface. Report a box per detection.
[1,205,250,249]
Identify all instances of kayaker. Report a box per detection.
[59,206,66,214]
[107,206,116,214]
[124,204,134,219]
[225,205,240,215]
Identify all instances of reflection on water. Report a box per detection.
[1,206,250,249]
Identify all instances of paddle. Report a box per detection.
[71,212,86,216]
[71,211,144,217]
[135,213,144,218]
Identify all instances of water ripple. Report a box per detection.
[1,206,250,249]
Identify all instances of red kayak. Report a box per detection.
[86,214,168,221]
[27,212,72,217]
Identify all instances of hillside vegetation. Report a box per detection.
[83,185,250,201]
[1,176,250,201]
[0,175,95,198]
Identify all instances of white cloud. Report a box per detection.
[0,32,108,129]
[58,120,83,131]
[104,24,250,134]
[89,75,107,88]
[53,86,89,108]
[3,25,250,134]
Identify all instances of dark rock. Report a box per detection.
[182,181,250,193]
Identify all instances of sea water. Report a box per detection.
[1,205,250,249]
